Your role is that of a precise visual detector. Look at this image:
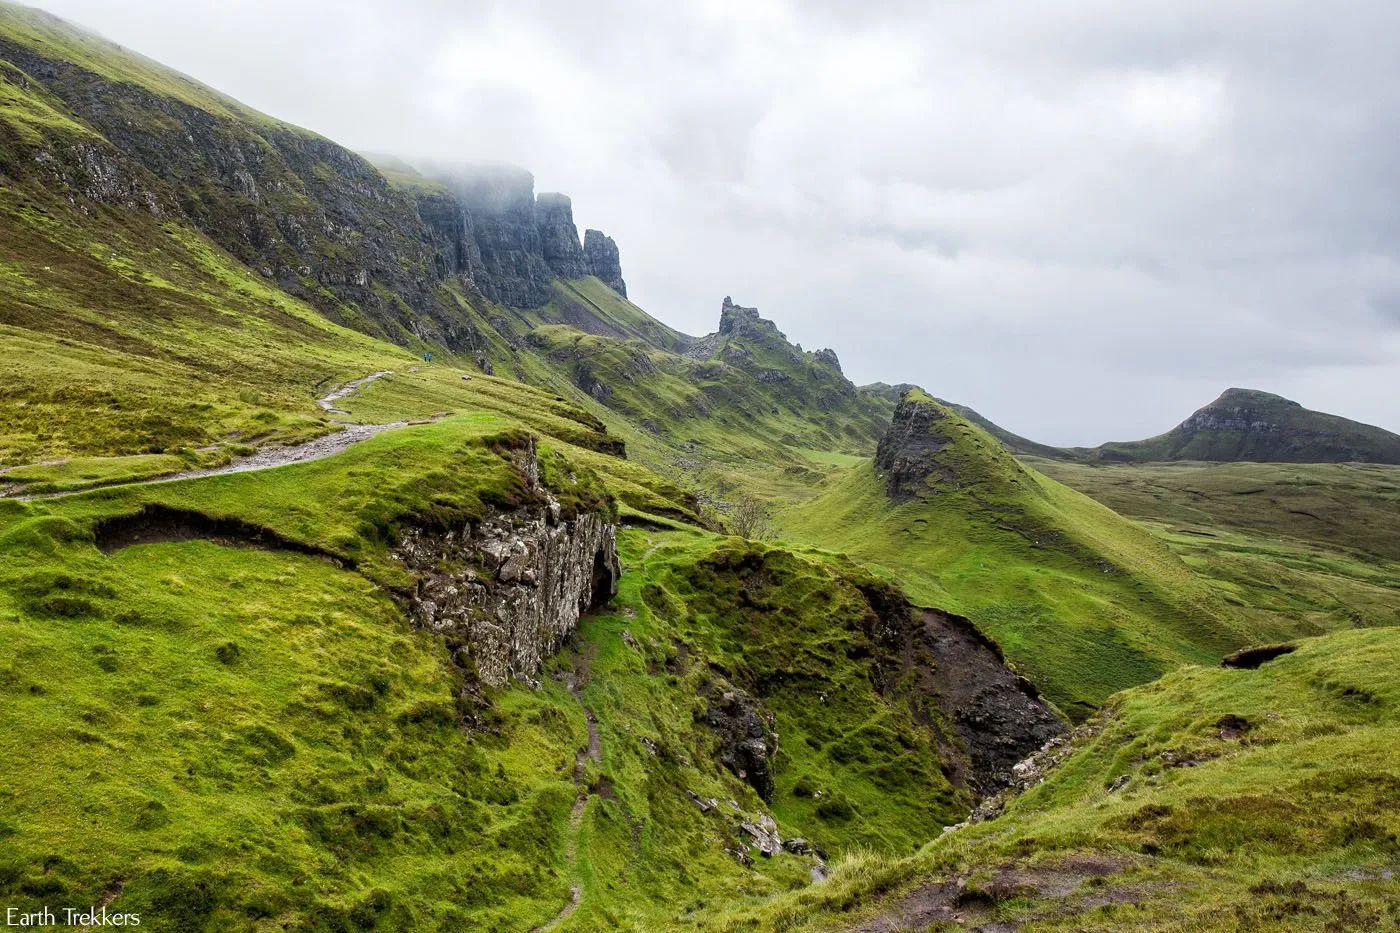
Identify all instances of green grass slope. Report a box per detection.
[1028,458,1400,647]
[722,625,1400,931]
[780,392,1279,716]
[0,431,983,929]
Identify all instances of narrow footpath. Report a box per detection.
[5,371,413,501]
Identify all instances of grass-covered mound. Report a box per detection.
[717,625,1400,931]
[781,393,1257,716]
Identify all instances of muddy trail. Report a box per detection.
[4,372,416,502]
[536,647,604,932]
[844,854,1135,932]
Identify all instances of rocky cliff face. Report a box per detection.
[392,441,621,689]
[536,192,588,279]
[0,35,468,345]
[2,24,629,349]
[874,392,954,501]
[583,229,627,297]
[418,165,627,309]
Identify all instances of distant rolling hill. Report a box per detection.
[916,387,1400,465]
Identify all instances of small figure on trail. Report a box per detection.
[423,351,433,363]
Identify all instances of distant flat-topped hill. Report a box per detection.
[926,388,1400,465]
[1080,388,1400,464]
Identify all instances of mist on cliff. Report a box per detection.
[29,0,1400,444]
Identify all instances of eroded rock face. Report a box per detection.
[393,495,620,689]
[583,229,627,297]
[705,687,778,802]
[866,594,1066,794]
[874,393,953,501]
[913,609,1065,791]
[536,193,588,279]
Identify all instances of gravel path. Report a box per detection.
[7,371,410,501]
[316,370,392,414]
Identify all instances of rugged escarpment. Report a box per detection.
[583,228,627,297]
[392,441,621,689]
[0,4,632,357]
[0,18,462,345]
[416,163,629,308]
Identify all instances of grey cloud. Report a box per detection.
[30,0,1400,444]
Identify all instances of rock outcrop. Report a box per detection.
[813,348,841,372]
[392,441,621,688]
[536,193,588,279]
[874,391,955,501]
[704,687,778,802]
[715,297,796,356]
[416,165,626,310]
[583,229,627,297]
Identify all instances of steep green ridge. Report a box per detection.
[780,391,1325,715]
[722,625,1400,931]
[862,383,1063,461]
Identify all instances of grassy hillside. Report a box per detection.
[780,393,1318,716]
[1028,458,1400,647]
[1084,388,1400,464]
[720,625,1400,931]
[4,4,1398,930]
[0,441,995,929]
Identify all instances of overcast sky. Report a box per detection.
[32,0,1400,444]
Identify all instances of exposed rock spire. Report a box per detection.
[583,228,627,297]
